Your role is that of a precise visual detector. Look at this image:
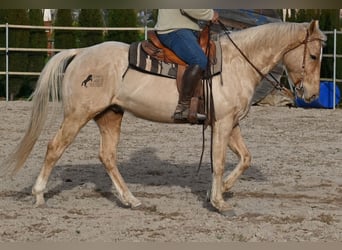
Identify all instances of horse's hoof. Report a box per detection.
[131,203,157,213]
[130,199,142,209]
[219,209,237,217]
[34,196,47,208]
[131,202,144,210]
[35,202,48,208]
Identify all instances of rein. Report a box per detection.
[218,20,288,91]
[197,22,215,174]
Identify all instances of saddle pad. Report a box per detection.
[128,41,222,79]
[128,42,177,78]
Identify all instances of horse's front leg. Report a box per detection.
[223,124,251,192]
[209,119,235,213]
[94,109,141,208]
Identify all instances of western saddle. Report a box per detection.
[141,24,217,124]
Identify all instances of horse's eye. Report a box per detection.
[310,54,317,60]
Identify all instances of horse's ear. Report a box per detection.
[308,20,319,35]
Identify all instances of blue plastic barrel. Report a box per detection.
[295,81,341,109]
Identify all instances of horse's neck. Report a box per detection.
[225,23,305,76]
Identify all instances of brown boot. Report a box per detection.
[173,65,206,121]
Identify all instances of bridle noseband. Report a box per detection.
[287,30,325,98]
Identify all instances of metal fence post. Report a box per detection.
[333,29,336,109]
[5,23,8,101]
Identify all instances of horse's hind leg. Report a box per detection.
[94,109,141,208]
[223,125,251,192]
[32,115,89,206]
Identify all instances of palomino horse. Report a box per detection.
[1,21,326,213]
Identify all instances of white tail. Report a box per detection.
[1,49,78,176]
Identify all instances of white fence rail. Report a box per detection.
[0,23,150,101]
[0,24,341,103]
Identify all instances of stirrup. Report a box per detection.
[173,109,206,122]
[195,113,206,121]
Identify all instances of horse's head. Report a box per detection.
[283,20,327,102]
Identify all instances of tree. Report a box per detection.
[78,9,104,47]
[305,9,320,21]
[7,9,30,100]
[296,9,307,22]
[54,9,76,49]
[106,9,140,44]
[286,9,297,22]
[21,9,47,98]
[150,9,158,27]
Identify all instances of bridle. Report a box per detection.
[292,30,310,95]
[218,20,324,97]
[285,30,324,98]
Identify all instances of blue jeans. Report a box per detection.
[158,29,207,70]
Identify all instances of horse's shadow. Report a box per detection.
[20,147,266,209]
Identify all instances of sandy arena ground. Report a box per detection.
[0,101,341,242]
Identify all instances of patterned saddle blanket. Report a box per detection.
[128,40,222,78]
